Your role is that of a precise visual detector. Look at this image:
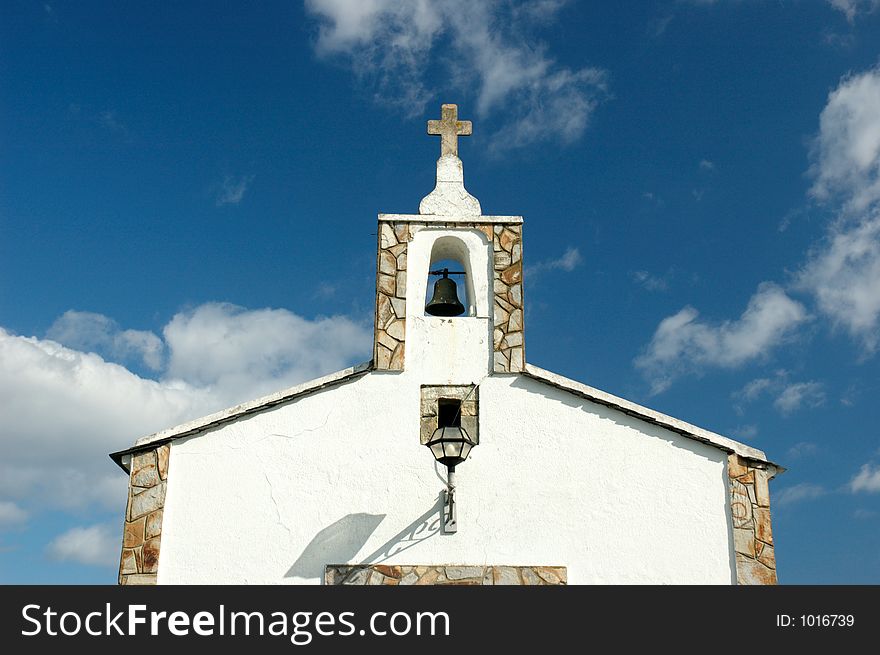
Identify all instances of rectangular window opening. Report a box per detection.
[438,399,462,428]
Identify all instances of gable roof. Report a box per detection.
[110,359,780,474]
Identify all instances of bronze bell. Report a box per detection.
[425,269,465,316]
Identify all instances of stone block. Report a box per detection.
[142,536,161,573]
[736,554,777,585]
[493,328,504,349]
[501,262,522,285]
[512,243,522,263]
[493,224,503,235]
[493,566,520,585]
[379,223,397,249]
[756,542,776,569]
[396,251,407,271]
[122,574,157,586]
[478,224,494,242]
[728,454,749,478]
[494,251,512,269]
[378,274,395,296]
[415,569,442,585]
[508,309,523,331]
[508,283,522,306]
[755,470,771,507]
[445,566,484,580]
[509,348,525,372]
[146,509,163,540]
[379,250,397,275]
[120,548,138,575]
[754,507,773,544]
[494,350,509,371]
[390,343,405,369]
[395,271,407,299]
[130,481,166,520]
[376,344,392,369]
[157,445,169,481]
[521,568,542,585]
[494,303,510,325]
[500,228,517,252]
[420,418,437,445]
[131,451,157,488]
[377,293,394,328]
[393,223,410,243]
[390,297,406,319]
[495,294,514,313]
[132,462,158,489]
[124,517,145,548]
[386,319,405,341]
[494,278,508,296]
[733,527,756,558]
[377,330,399,351]
[502,331,523,348]
[536,567,566,585]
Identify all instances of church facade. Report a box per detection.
[111,105,780,585]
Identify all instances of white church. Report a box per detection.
[111,104,780,585]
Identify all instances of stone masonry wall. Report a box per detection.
[374,222,409,370]
[728,453,777,585]
[118,444,169,585]
[325,565,566,585]
[490,224,524,373]
[373,219,524,373]
[419,385,479,446]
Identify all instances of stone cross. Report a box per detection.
[427,104,472,157]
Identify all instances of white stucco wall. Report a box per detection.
[159,372,736,584]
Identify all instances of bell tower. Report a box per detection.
[372,104,525,380]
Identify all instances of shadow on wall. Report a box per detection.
[285,496,445,581]
[285,513,386,580]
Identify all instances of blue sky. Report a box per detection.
[1,1,880,584]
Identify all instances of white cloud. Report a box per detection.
[699,159,715,171]
[0,501,27,526]
[775,483,827,507]
[809,66,880,213]
[304,0,607,149]
[216,174,255,206]
[734,373,825,416]
[773,381,826,415]
[163,302,371,406]
[526,247,583,277]
[850,462,880,493]
[797,212,880,353]
[46,523,118,567]
[827,0,880,23]
[47,310,164,371]
[635,283,808,394]
[0,303,371,513]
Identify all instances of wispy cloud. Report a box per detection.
[216,174,255,207]
[631,270,670,292]
[734,373,825,416]
[304,0,608,151]
[46,524,118,567]
[699,159,715,171]
[787,441,819,459]
[850,462,880,493]
[635,283,808,394]
[827,0,880,23]
[47,310,164,371]
[0,501,28,526]
[526,246,583,277]
[775,483,827,507]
